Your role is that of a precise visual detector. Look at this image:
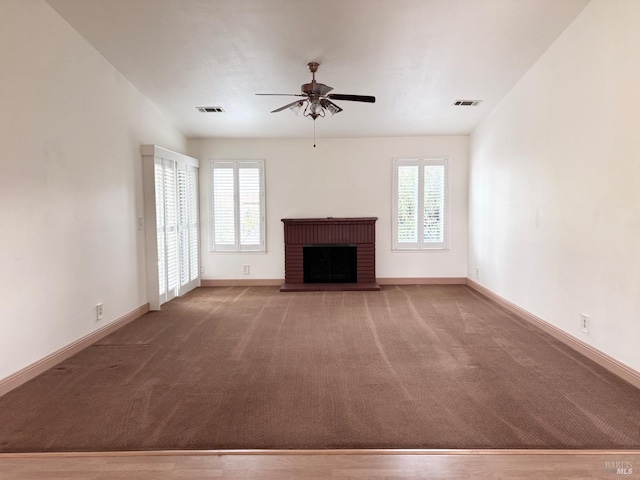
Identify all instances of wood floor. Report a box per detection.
[1,451,639,479]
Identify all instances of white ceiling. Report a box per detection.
[45,0,589,139]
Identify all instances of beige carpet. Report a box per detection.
[0,285,638,452]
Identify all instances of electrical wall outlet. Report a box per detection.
[137,217,144,231]
[475,267,480,280]
[96,303,104,321]
[242,264,250,275]
[580,314,590,333]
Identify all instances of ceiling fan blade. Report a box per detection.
[319,98,342,115]
[271,99,305,113]
[312,83,334,96]
[256,93,306,97]
[327,93,376,103]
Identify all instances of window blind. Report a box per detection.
[154,162,166,296]
[163,161,178,292]
[177,168,190,287]
[188,168,199,282]
[393,157,448,250]
[397,164,419,244]
[212,166,236,247]
[210,160,265,252]
[147,146,200,310]
[423,164,445,243]
[238,167,261,246]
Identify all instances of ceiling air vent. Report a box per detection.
[453,100,482,106]
[196,106,225,113]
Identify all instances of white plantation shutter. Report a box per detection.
[211,160,265,252]
[177,167,190,287]
[239,167,261,246]
[188,167,199,282]
[423,163,445,245]
[212,166,235,248]
[176,164,200,290]
[163,160,179,294]
[397,164,419,246]
[146,146,200,310]
[154,161,166,296]
[393,157,448,250]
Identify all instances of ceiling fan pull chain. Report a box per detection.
[313,120,316,148]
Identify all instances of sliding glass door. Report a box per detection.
[143,146,200,310]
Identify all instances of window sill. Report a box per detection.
[208,250,267,254]
[392,247,450,253]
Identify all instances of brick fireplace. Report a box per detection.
[280,217,379,292]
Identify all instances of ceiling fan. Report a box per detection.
[256,62,376,121]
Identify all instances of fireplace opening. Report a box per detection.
[303,244,357,284]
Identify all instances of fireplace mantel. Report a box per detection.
[280,217,379,292]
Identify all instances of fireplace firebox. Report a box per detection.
[281,217,379,292]
[303,244,357,283]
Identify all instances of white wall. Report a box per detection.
[469,0,640,372]
[188,136,469,281]
[0,0,186,380]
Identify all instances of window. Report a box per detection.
[393,157,448,250]
[210,160,265,252]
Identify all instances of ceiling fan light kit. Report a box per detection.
[256,62,376,146]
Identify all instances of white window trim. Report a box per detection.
[392,157,450,251]
[209,159,266,253]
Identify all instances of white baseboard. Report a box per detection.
[201,279,284,287]
[0,303,149,397]
[377,277,467,285]
[465,279,640,389]
[201,278,468,287]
